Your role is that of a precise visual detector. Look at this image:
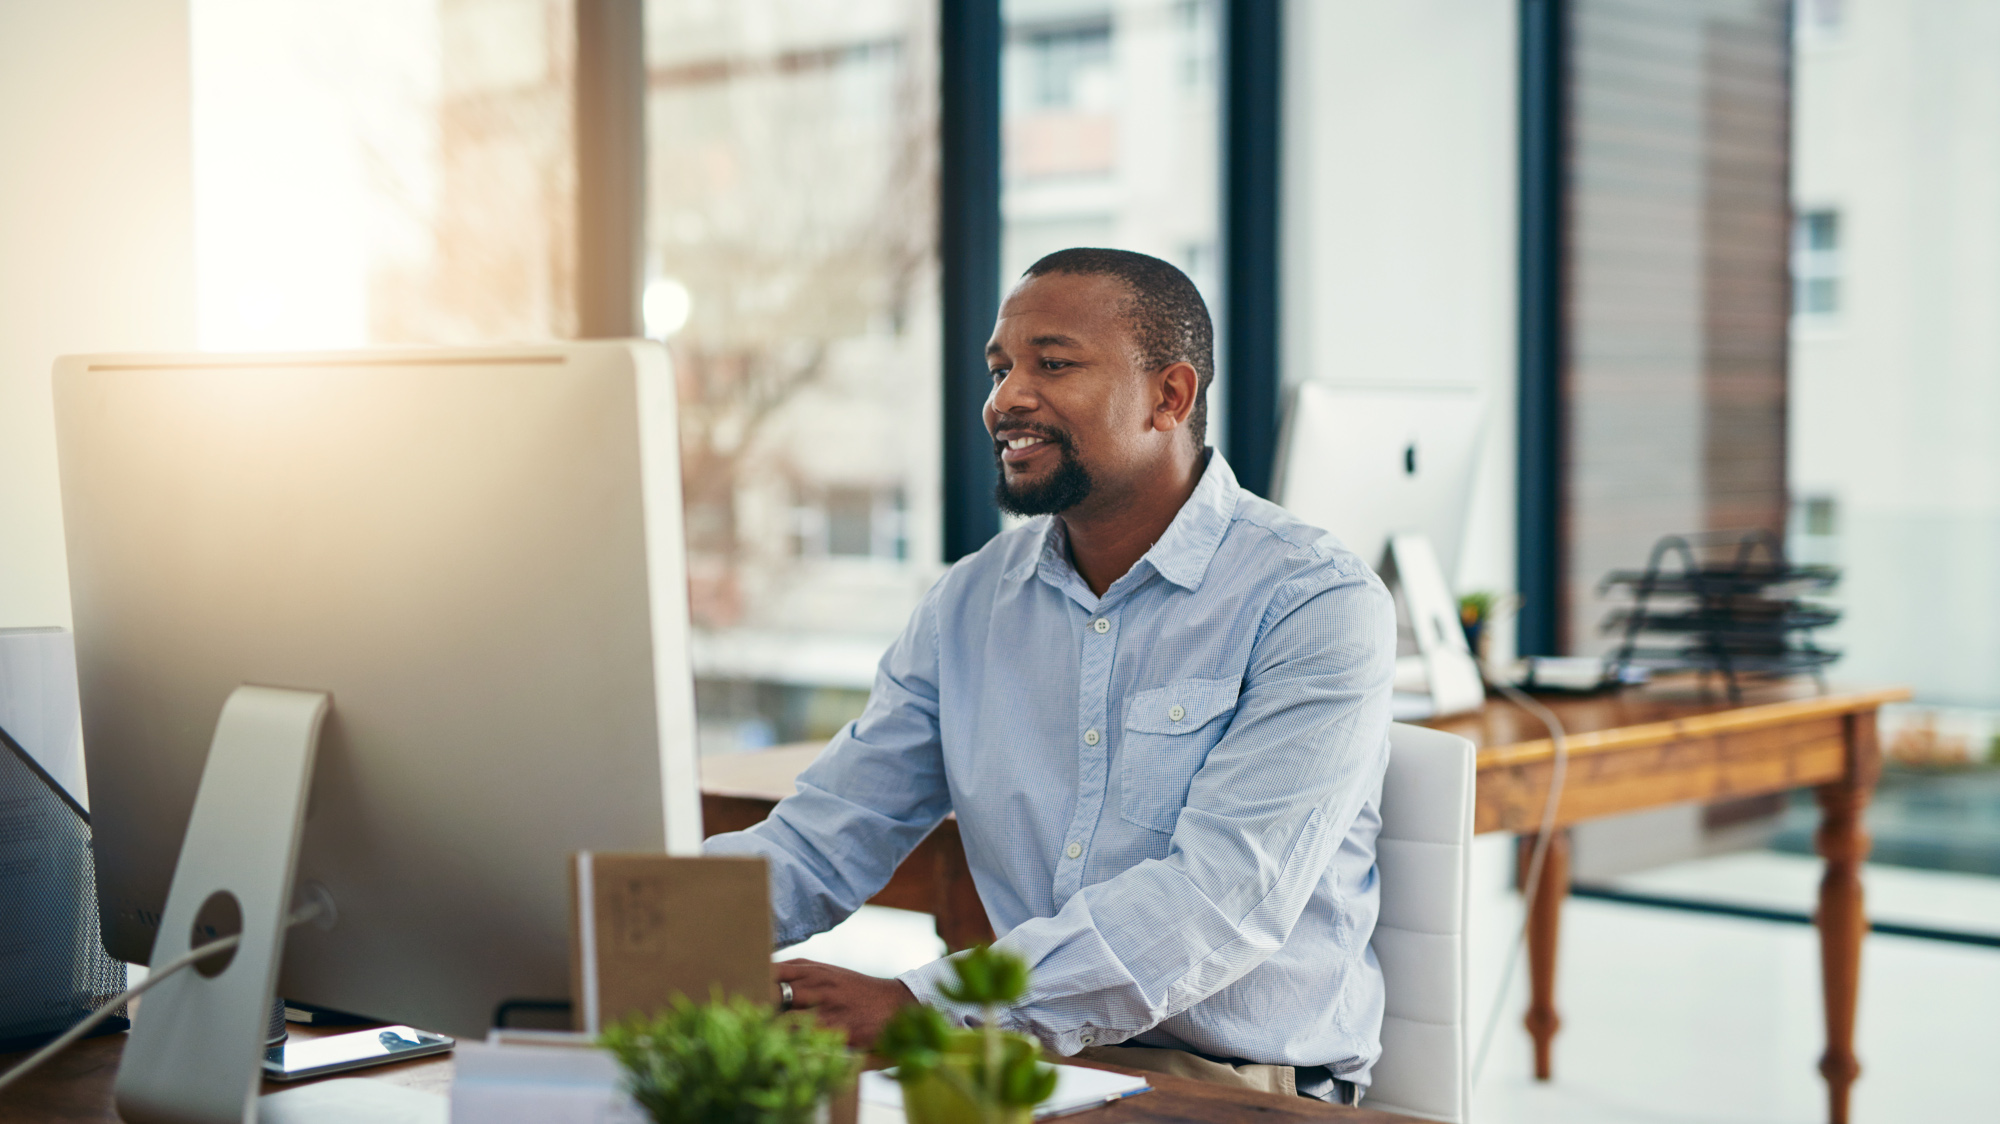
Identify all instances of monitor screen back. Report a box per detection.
[53,343,701,1037]
[1272,382,1485,582]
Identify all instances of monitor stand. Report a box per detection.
[112,685,333,1124]
[1379,533,1487,718]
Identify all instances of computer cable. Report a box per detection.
[1469,676,1570,1087]
[0,898,327,1095]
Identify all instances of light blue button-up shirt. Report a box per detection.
[706,453,1395,1086]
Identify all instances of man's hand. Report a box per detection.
[775,958,918,1049]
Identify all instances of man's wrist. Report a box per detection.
[897,958,979,1027]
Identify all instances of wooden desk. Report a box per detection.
[0,1024,1423,1124]
[0,1022,452,1123]
[700,677,1908,1124]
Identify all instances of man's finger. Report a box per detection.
[776,970,840,1009]
[773,959,827,982]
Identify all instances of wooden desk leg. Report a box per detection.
[1518,829,1570,1081]
[1815,712,1879,1124]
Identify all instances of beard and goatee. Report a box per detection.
[993,425,1094,515]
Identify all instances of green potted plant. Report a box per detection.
[874,947,1058,1124]
[600,992,858,1124]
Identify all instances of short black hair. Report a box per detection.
[1021,247,1215,449]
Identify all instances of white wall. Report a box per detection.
[1281,10,1525,1022]
[1282,0,1520,654]
[0,1,196,630]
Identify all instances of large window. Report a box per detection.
[1552,0,1792,655]
[644,0,943,754]
[193,0,578,350]
[193,0,943,756]
[1789,7,2000,874]
[1001,0,1220,334]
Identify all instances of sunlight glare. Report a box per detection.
[191,0,438,351]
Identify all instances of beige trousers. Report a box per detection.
[1071,1044,1297,1098]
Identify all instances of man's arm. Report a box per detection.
[898,569,1395,1054]
[705,583,954,948]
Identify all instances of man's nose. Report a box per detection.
[987,367,1037,416]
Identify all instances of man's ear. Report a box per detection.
[1152,361,1200,433]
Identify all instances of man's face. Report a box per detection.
[983,272,1162,516]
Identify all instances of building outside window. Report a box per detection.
[1787,493,1839,567]
[1795,0,1847,45]
[1001,0,1221,407]
[644,0,942,754]
[1788,8,2000,877]
[1020,21,1112,111]
[1792,208,1841,320]
[792,485,909,562]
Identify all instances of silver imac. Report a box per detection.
[54,343,702,1120]
[1272,382,1488,717]
[1269,381,1485,582]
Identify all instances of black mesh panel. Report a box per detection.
[0,728,128,1052]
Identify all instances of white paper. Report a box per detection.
[449,1041,646,1124]
[260,1078,446,1124]
[861,1065,1151,1120]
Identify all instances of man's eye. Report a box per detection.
[1041,359,1070,372]
[988,367,1008,380]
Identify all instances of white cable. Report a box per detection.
[1470,678,1569,1087]
[0,899,325,1095]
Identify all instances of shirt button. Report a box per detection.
[1065,842,1083,859]
[1084,728,1100,746]
[1092,618,1109,634]
[1169,704,1186,722]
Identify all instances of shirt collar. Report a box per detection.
[1003,451,1241,595]
[1140,450,1239,591]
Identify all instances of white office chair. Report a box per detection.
[1365,722,1476,1123]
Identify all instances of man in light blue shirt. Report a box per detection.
[706,248,1394,1103]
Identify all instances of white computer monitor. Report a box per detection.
[1273,382,1489,717]
[54,341,702,1051]
[1270,381,1485,583]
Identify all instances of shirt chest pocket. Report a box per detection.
[1115,676,1241,834]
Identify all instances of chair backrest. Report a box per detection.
[1366,722,1475,1123]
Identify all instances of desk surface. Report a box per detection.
[1428,677,1906,766]
[0,1025,1422,1124]
[0,1024,452,1123]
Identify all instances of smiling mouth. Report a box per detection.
[994,429,1058,464]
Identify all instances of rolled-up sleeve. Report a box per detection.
[899,570,1394,1053]
[705,583,955,948]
